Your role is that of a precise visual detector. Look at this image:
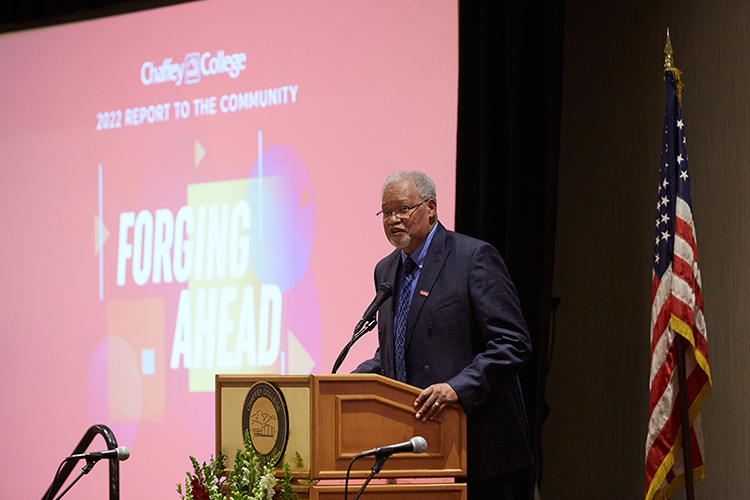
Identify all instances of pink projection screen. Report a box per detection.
[0,1,457,498]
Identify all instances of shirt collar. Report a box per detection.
[401,222,438,269]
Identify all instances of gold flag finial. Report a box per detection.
[663,28,684,104]
[664,28,674,69]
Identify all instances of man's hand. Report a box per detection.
[413,383,458,422]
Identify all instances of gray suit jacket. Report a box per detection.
[354,222,533,481]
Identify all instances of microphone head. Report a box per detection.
[378,282,394,298]
[117,446,131,461]
[410,436,427,453]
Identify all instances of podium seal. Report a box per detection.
[241,381,289,465]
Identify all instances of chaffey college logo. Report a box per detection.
[242,381,289,465]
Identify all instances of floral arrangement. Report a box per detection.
[177,431,297,500]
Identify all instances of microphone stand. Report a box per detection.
[331,319,377,374]
[344,452,389,500]
[53,457,99,500]
[351,454,389,500]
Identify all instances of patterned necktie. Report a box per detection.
[395,256,418,383]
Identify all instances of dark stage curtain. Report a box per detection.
[456,1,565,498]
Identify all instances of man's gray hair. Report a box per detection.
[382,171,437,201]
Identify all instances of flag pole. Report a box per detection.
[664,28,695,500]
[675,336,695,499]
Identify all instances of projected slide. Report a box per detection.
[0,1,457,498]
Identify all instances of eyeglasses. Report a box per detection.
[376,200,428,220]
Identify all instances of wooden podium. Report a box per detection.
[216,374,467,499]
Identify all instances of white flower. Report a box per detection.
[260,472,277,500]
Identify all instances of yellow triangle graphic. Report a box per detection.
[194,140,206,167]
[288,330,316,375]
[94,215,110,254]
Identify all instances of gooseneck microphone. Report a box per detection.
[332,282,394,374]
[345,437,429,499]
[353,282,394,334]
[66,446,130,462]
[354,436,428,459]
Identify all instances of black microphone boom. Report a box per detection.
[353,282,394,334]
[347,437,428,500]
[66,446,130,462]
[331,282,394,374]
[354,436,427,459]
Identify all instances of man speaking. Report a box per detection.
[354,171,533,499]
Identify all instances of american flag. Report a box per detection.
[645,68,712,500]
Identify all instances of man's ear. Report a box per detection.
[427,198,437,222]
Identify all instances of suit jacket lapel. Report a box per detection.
[405,223,450,350]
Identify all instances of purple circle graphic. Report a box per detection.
[246,145,315,292]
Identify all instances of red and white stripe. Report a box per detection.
[645,197,711,500]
